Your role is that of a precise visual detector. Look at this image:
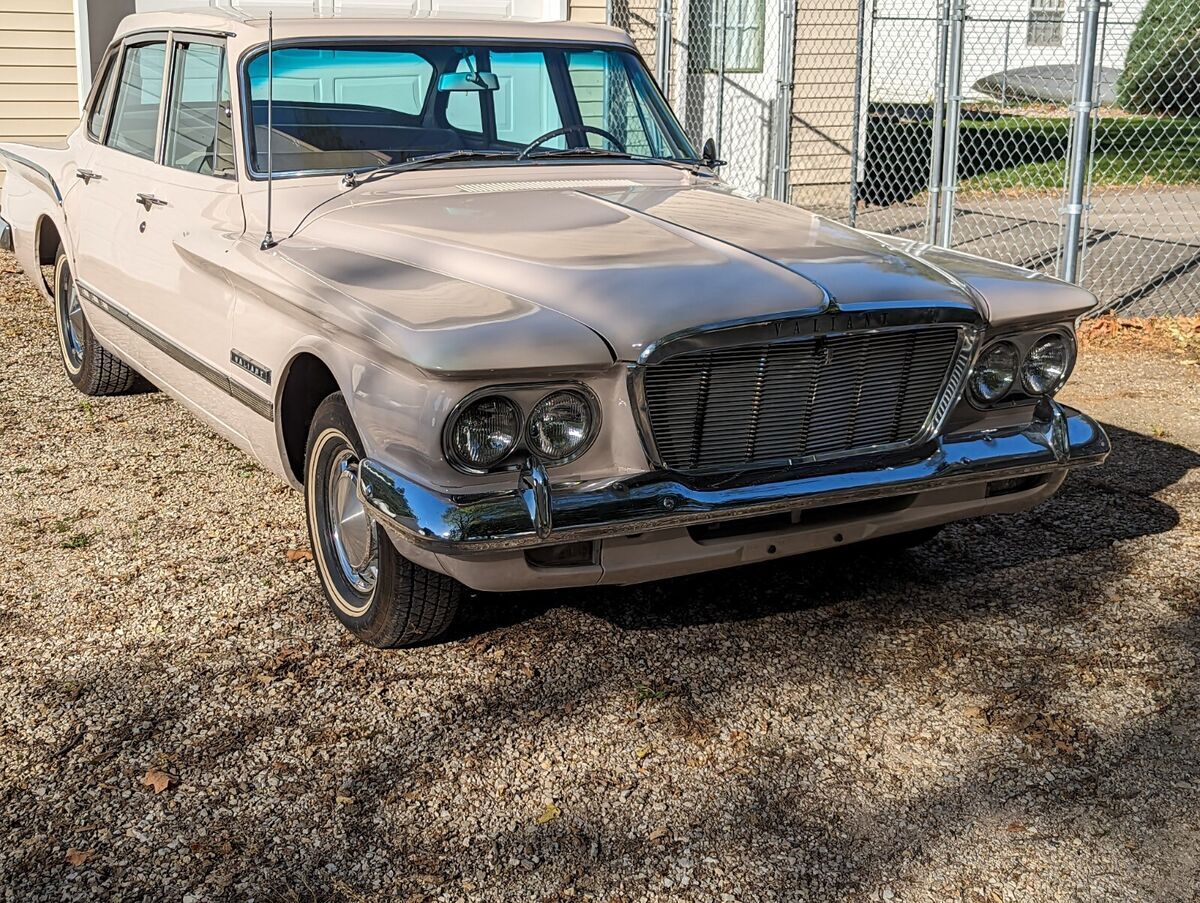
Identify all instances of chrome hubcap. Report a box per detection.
[59,268,84,369]
[325,448,378,595]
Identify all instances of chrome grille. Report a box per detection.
[642,327,964,471]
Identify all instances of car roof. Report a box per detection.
[112,8,634,53]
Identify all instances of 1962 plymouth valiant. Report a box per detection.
[0,9,1109,647]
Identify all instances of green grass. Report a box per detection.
[957,114,1200,195]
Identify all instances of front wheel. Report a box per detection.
[304,392,464,647]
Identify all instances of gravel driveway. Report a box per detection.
[1,251,1198,902]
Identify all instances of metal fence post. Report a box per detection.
[1059,0,1102,284]
[773,0,797,202]
[925,0,952,244]
[656,0,673,95]
[848,0,869,225]
[714,0,729,157]
[937,0,966,247]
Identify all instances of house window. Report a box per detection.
[1027,0,1065,46]
[702,0,765,73]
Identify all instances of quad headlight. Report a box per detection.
[1021,333,1072,395]
[446,395,521,471]
[969,341,1020,403]
[527,390,594,462]
[969,331,1075,405]
[444,386,598,472]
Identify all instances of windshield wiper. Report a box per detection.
[343,149,520,188]
[524,147,711,174]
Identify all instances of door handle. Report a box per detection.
[75,169,102,184]
[135,193,167,211]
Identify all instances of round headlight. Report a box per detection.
[1022,333,1072,395]
[970,341,1020,404]
[447,395,520,470]
[527,390,594,461]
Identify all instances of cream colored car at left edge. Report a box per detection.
[0,9,1110,648]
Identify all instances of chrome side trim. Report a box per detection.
[357,401,1110,554]
[0,149,64,206]
[77,281,274,421]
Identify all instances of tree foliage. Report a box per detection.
[1118,0,1200,115]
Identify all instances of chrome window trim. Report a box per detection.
[161,32,238,180]
[84,46,119,142]
[628,307,984,475]
[233,37,667,182]
[93,30,233,170]
[99,32,171,163]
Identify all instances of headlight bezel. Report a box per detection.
[526,388,602,466]
[968,340,1021,404]
[443,393,523,474]
[967,328,1077,409]
[442,382,601,474]
[1020,332,1074,396]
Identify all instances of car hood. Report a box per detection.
[282,180,1094,364]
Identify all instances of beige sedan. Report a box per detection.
[0,9,1108,647]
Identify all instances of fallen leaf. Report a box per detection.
[635,744,652,760]
[65,848,92,867]
[142,767,173,794]
[535,802,561,825]
[1007,821,1026,833]
[648,826,668,842]
[285,548,313,562]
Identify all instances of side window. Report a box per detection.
[164,41,235,177]
[86,50,118,140]
[106,41,167,160]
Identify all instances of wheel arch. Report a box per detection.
[275,348,347,488]
[34,214,66,297]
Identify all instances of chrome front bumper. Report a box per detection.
[357,401,1109,555]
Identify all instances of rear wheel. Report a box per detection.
[53,251,140,396]
[304,392,464,647]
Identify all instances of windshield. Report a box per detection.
[244,42,698,176]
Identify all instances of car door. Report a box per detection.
[73,32,243,403]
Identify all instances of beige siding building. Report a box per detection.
[0,0,860,206]
[0,0,80,190]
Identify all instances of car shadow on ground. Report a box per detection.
[451,422,1198,640]
[6,423,1197,899]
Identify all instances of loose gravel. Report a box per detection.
[1,250,1199,902]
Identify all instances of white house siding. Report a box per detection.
[0,0,79,191]
[869,0,1147,103]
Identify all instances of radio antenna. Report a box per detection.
[260,11,276,250]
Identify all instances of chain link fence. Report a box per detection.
[608,0,1200,316]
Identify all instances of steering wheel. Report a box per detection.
[517,125,627,161]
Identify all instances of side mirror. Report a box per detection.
[701,137,725,168]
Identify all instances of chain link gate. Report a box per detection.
[609,0,1200,316]
[607,0,795,200]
